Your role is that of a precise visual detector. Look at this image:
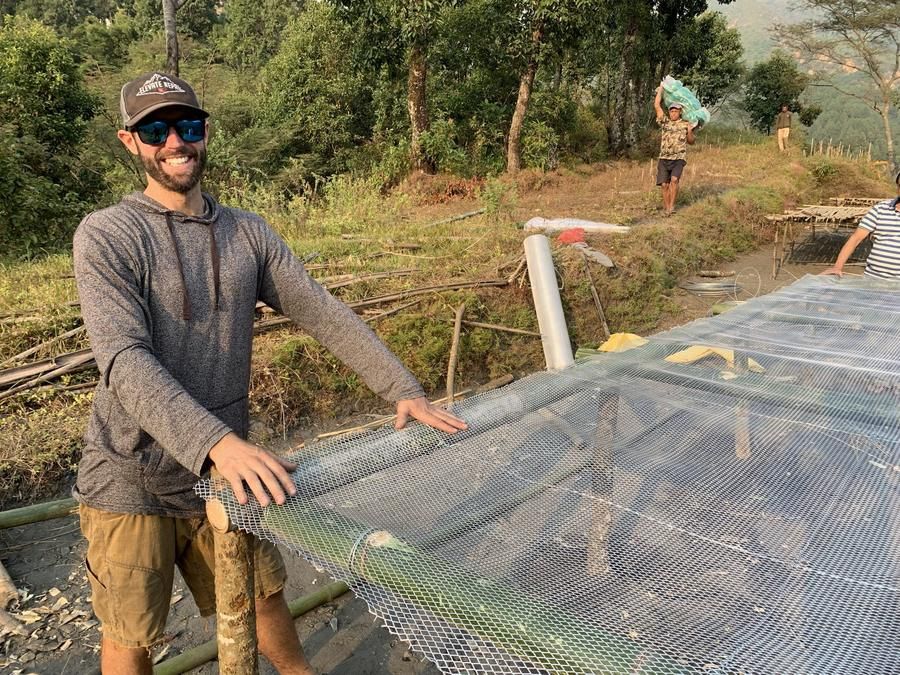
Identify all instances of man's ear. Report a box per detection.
[204,119,211,143]
[117,129,139,156]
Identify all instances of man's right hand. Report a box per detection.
[208,432,298,506]
[821,266,843,277]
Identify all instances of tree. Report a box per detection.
[775,0,900,174]
[672,12,744,109]
[256,3,370,177]
[744,52,812,134]
[333,0,460,173]
[505,0,597,174]
[163,0,186,74]
[129,0,218,74]
[215,0,303,71]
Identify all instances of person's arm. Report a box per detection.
[654,86,665,123]
[254,220,466,433]
[821,226,870,276]
[687,123,696,145]
[74,219,296,506]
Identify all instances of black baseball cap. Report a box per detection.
[120,72,208,130]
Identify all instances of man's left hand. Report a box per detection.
[395,396,468,434]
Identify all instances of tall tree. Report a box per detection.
[775,0,900,173]
[334,0,457,173]
[162,0,187,75]
[743,52,813,134]
[505,0,596,173]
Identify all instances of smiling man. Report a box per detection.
[73,72,467,674]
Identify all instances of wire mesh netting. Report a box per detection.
[197,274,900,675]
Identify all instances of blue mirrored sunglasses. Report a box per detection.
[132,119,205,145]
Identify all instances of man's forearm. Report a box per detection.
[108,346,232,474]
[831,230,869,271]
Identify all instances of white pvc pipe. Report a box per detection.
[524,234,575,371]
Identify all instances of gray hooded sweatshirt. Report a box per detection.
[73,192,424,517]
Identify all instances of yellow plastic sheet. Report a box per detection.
[665,345,765,373]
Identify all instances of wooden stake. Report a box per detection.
[153,582,349,675]
[446,304,466,406]
[0,561,18,609]
[207,475,258,674]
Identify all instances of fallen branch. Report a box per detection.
[441,318,541,337]
[423,208,486,228]
[363,299,422,323]
[579,252,611,340]
[0,325,86,369]
[322,268,417,290]
[347,279,508,311]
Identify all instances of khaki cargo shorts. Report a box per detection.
[79,504,286,648]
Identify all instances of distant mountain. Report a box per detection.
[715,0,810,63]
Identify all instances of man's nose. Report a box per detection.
[164,126,184,148]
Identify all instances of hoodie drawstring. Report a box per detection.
[209,224,220,312]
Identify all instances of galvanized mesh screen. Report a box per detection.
[197,275,899,674]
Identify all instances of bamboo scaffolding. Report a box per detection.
[263,502,683,675]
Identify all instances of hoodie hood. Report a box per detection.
[122,191,222,320]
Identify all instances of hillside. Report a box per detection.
[0,134,892,509]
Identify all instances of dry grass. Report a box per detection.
[0,135,894,506]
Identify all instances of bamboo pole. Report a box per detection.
[733,353,751,460]
[153,581,349,675]
[588,390,617,576]
[0,497,78,529]
[446,303,466,405]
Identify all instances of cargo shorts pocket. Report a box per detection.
[102,560,171,647]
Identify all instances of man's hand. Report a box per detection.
[395,396,468,434]
[821,266,844,277]
[208,432,298,506]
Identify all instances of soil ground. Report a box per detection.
[0,237,836,674]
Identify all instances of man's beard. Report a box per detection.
[140,144,207,194]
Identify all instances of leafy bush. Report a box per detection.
[0,16,102,255]
[522,120,560,171]
[419,119,469,175]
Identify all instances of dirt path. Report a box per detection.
[0,238,837,674]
